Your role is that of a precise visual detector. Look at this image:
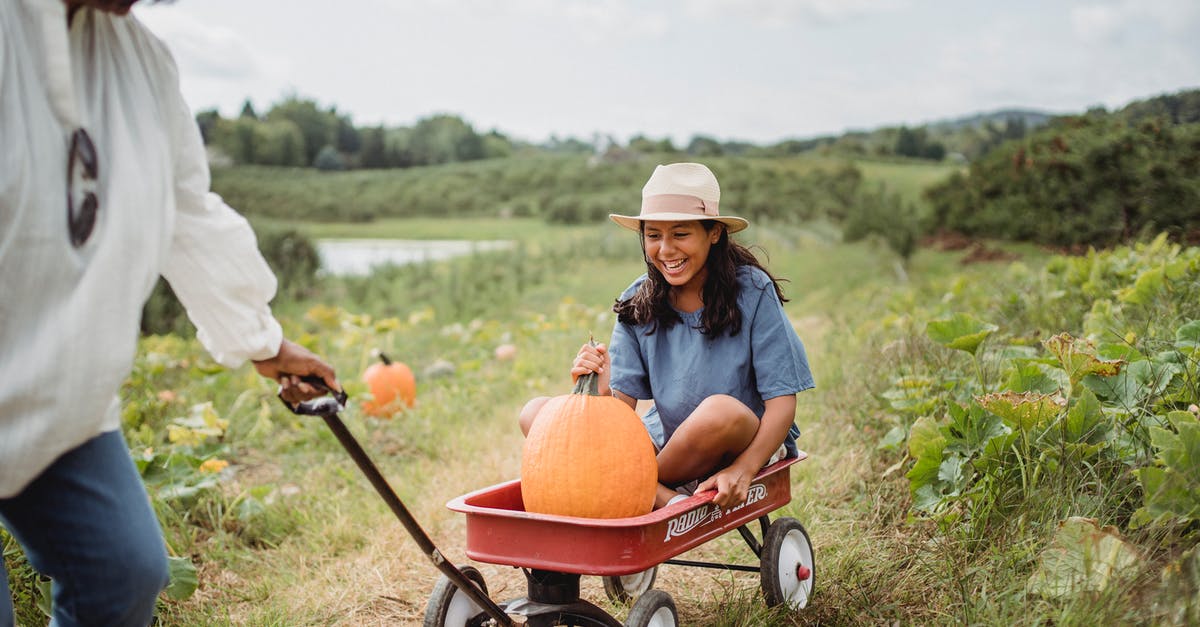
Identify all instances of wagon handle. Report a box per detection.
[281,375,514,626]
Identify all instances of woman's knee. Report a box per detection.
[518,396,553,436]
[692,395,757,434]
[54,530,168,626]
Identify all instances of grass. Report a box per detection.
[140,224,994,625]
[15,156,1195,624]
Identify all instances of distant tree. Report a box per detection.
[544,135,593,153]
[239,99,259,120]
[334,114,361,155]
[232,117,257,164]
[687,135,724,157]
[627,134,675,153]
[359,126,387,169]
[409,114,485,165]
[194,108,220,144]
[895,126,921,157]
[482,130,514,159]
[267,96,337,165]
[313,144,346,171]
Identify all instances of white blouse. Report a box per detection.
[0,0,284,497]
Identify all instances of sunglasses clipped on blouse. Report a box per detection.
[67,127,99,248]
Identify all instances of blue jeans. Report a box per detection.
[0,430,168,627]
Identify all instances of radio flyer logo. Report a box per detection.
[663,482,768,542]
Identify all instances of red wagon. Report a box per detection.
[429,455,815,626]
[286,385,815,626]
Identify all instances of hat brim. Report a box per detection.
[608,212,749,234]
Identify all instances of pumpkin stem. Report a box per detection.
[378,352,392,365]
[572,337,601,396]
[573,371,600,396]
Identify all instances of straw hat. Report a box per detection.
[609,162,749,234]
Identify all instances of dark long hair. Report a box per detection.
[613,220,789,337]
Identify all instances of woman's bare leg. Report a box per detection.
[518,396,553,436]
[655,394,758,503]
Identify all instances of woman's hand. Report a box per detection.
[697,461,755,509]
[253,338,341,405]
[570,342,611,395]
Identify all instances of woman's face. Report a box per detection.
[642,220,721,291]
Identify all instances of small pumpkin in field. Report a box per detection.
[361,352,416,417]
[520,370,658,518]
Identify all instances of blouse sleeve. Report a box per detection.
[748,277,815,400]
[608,319,652,400]
[149,31,282,368]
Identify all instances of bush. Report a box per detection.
[140,227,320,335]
[926,114,1200,247]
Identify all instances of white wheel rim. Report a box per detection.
[777,528,814,608]
[620,568,655,596]
[647,606,675,627]
[444,587,484,625]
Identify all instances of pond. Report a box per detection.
[316,239,515,276]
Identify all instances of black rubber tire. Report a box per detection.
[423,565,490,627]
[602,566,658,604]
[760,517,815,609]
[624,589,677,627]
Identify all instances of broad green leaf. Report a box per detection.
[907,416,948,505]
[1003,361,1069,394]
[945,401,1009,457]
[1044,333,1126,387]
[908,415,946,460]
[926,313,998,356]
[1116,265,1165,305]
[877,425,907,451]
[1085,359,1180,407]
[1132,411,1200,527]
[1176,320,1200,349]
[166,556,199,600]
[976,391,1065,432]
[937,455,970,496]
[911,483,944,512]
[1063,389,1109,445]
[1028,517,1141,597]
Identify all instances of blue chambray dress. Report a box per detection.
[608,265,815,458]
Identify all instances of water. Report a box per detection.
[316,239,514,276]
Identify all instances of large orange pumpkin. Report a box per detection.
[520,371,658,518]
[361,352,416,417]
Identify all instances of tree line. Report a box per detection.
[925,89,1200,248]
[195,95,1049,172]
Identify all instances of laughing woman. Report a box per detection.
[520,162,814,510]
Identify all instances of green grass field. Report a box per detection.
[6,156,1198,626]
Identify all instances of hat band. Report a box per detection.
[640,194,719,218]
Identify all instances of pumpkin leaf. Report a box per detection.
[1028,517,1140,597]
[1084,358,1180,407]
[1176,319,1200,349]
[926,314,998,356]
[1043,333,1126,387]
[1002,360,1069,394]
[165,556,199,601]
[945,401,1009,457]
[976,391,1065,432]
[1131,411,1200,528]
[1116,265,1165,305]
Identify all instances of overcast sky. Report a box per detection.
[134,0,1200,146]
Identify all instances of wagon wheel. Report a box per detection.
[423,564,491,627]
[602,566,658,604]
[623,589,677,627]
[759,517,815,609]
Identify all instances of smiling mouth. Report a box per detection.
[662,259,686,272]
